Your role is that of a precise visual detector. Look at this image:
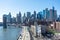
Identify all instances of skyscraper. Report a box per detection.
[27,12,31,19]
[43,10,46,19]
[16,12,21,24]
[19,12,21,23]
[7,12,11,23]
[49,7,57,21]
[43,7,57,21]
[34,11,37,21]
[43,8,50,21]
[37,12,43,20]
[45,8,50,21]
[52,7,57,21]
[57,15,60,22]
[23,13,26,23]
[11,17,16,24]
[27,12,31,22]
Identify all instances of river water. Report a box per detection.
[0,26,22,40]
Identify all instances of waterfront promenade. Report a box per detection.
[18,26,30,40]
[17,25,60,40]
[17,25,52,40]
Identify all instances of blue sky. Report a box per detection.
[0,0,60,22]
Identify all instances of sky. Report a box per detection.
[0,0,60,22]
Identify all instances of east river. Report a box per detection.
[0,26,22,40]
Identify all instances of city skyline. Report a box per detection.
[0,0,60,22]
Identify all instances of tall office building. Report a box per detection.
[52,7,57,21]
[17,14,19,23]
[37,12,43,20]
[45,8,50,21]
[57,15,60,21]
[34,11,37,21]
[43,8,50,21]
[23,13,26,23]
[6,12,11,23]
[27,12,31,22]
[30,11,37,24]
[43,10,46,19]
[27,12,31,19]
[19,12,21,23]
[49,7,57,21]
[3,12,11,24]
[16,12,21,24]
[11,17,16,23]
[43,7,57,21]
